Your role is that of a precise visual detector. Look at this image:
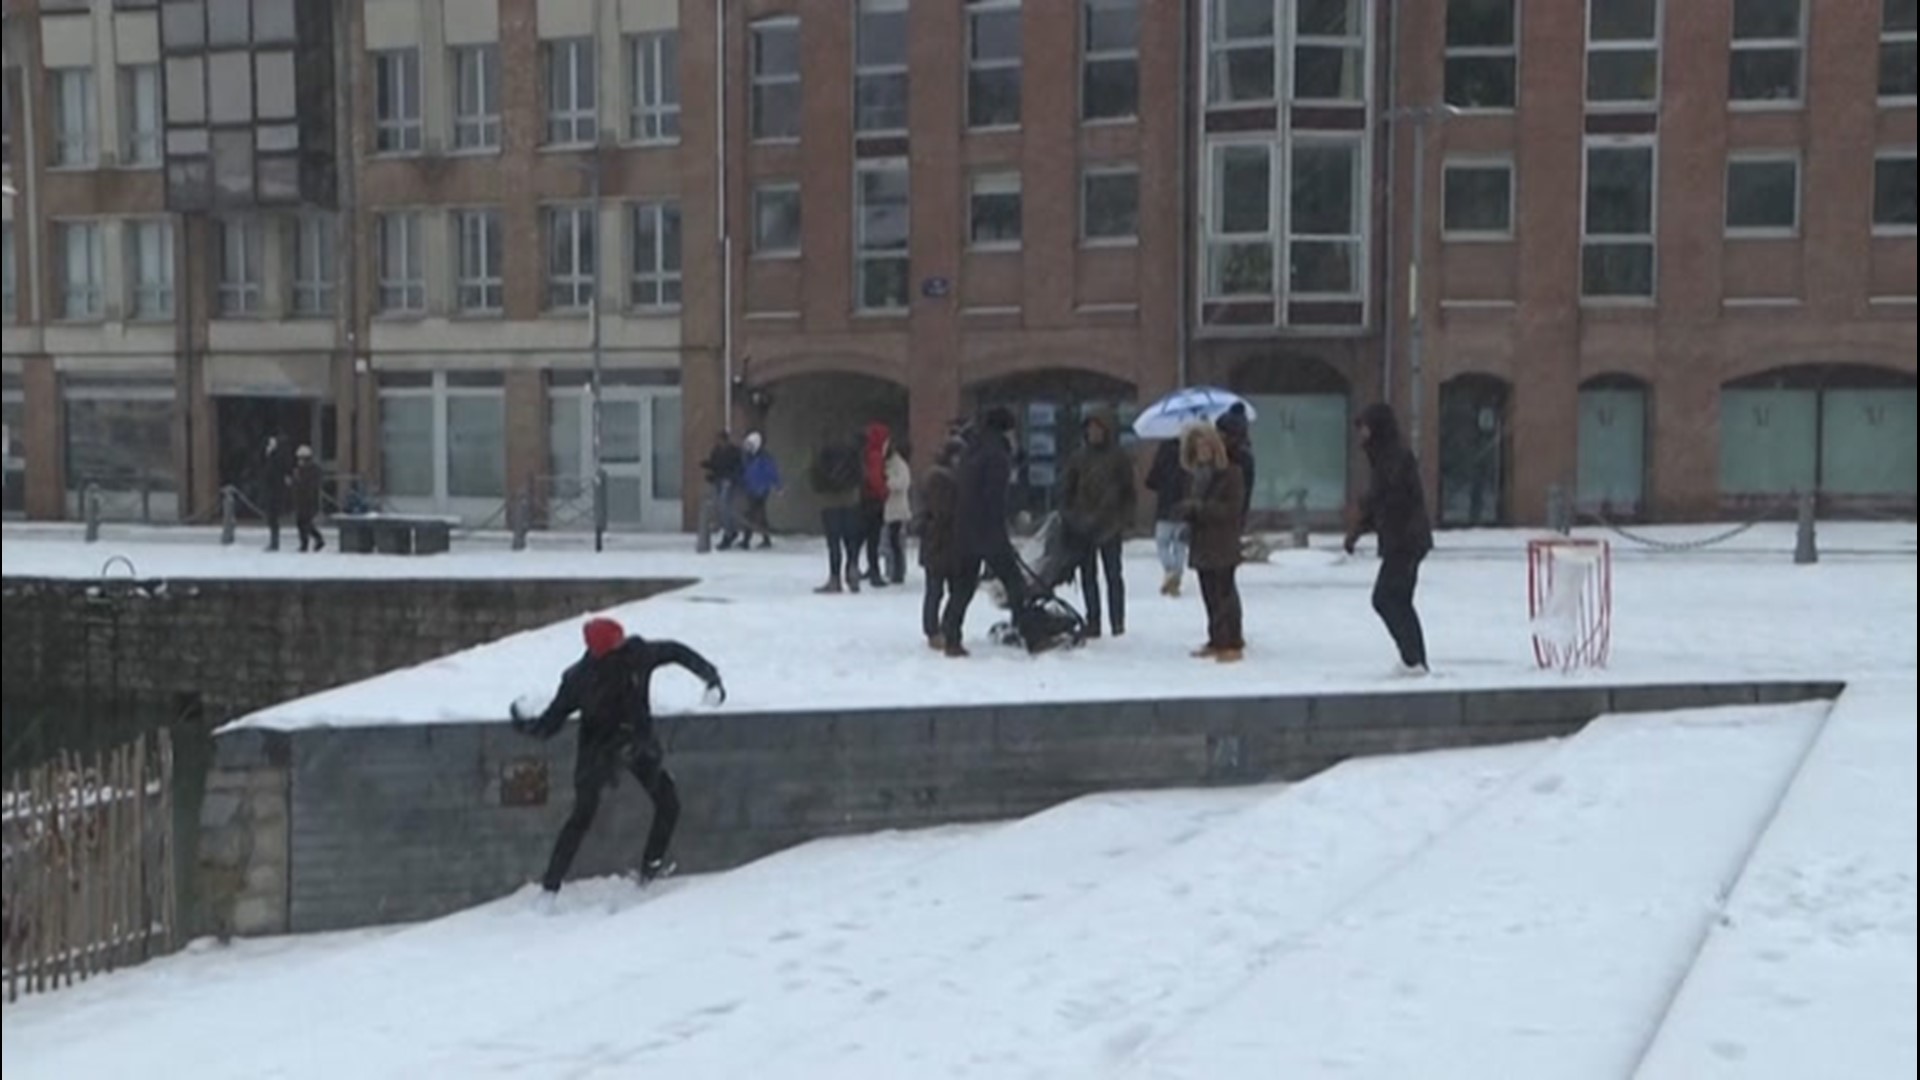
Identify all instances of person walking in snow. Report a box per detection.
[857,423,893,587]
[1058,407,1136,637]
[1344,403,1433,676]
[940,407,1026,657]
[703,430,746,550]
[512,616,726,895]
[810,434,865,593]
[290,445,325,553]
[917,436,966,650]
[1144,438,1189,597]
[883,438,913,585]
[739,432,782,549]
[1179,422,1247,663]
[259,433,292,552]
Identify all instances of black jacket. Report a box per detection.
[259,441,292,512]
[1144,440,1188,522]
[1216,408,1256,519]
[1354,404,1433,559]
[527,637,720,751]
[954,430,1015,559]
[702,443,744,486]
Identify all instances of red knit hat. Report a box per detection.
[582,617,625,658]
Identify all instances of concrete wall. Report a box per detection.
[200,679,1843,936]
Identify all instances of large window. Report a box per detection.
[1082,166,1141,244]
[1875,150,1917,233]
[1445,0,1517,110]
[1207,142,1275,297]
[373,49,423,153]
[1289,139,1362,297]
[52,67,97,167]
[545,38,597,146]
[629,201,683,310]
[751,18,801,141]
[289,214,335,316]
[63,379,175,498]
[1729,0,1803,105]
[126,219,175,319]
[1724,155,1799,235]
[455,209,504,314]
[855,0,909,134]
[968,1,1023,129]
[1885,0,1919,101]
[216,217,264,316]
[378,372,505,504]
[1442,158,1514,238]
[546,205,597,311]
[627,32,681,143]
[1582,140,1656,299]
[1082,0,1140,122]
[969,173,1023,249]
[377,212,425,314]
[57,222,104,320]
[856,162,910,311]
[753,182,802,255]
[119,64,162,165]
[1208,0,1277,104]
[451,44,501,150]
[1294,0,1365,103]
[1586,0,1661,108]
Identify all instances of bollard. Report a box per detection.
[695,487,714,553]
[1546,483,1572,535]
[84,483,103,543]
[508,490,531,552]
[1289,489,1310,550]
[1794,491,1818,565]
[220,486,238,545]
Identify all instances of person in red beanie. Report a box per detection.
[512,616,724,894]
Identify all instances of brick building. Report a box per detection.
[1,0,1913,531]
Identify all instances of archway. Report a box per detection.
[1230,354,1352,517]
[1577,374,1649,518]
[967,370,1137,523]
[1720,364,1916,511]
[756,371,909,533]
[1438,374,1511,527]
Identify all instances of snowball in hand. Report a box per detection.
[510,693,546,721]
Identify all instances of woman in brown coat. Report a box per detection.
[1179,423,1247,663]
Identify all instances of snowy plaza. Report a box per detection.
[2,521,1917,1079]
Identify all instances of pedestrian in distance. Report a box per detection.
[940,407,1027,657]
[1344,402,1434,677]
[1144,438,1189,597]
[810,434,866,593]
[1058,407,1137,637]
[260,433,291,552]
[703,430,746,550]
[739,432,782,549]
[290,445,325,553]
[917,436,967,650]
[1179,422,1247,663]
[511,616,726,898]
[883,438,913,585]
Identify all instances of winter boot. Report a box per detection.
[927,635,946,651]
[944,642,971,658]
[846,572,861,594]
[1213,648,1245,664]
[757,536,772,549]
[639,857,676,885]
[718,532,737,551]
[1191,645,1219,659]
[814,578,844,595]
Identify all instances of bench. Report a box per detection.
[335,514,458,556]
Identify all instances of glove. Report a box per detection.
[508,700,533,734]
[704,680,727,707]
[1342,532,1358,556]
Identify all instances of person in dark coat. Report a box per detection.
[1144,438,1189,597]
[916,436,966,650]
[290,445,325,553]
[1215,403,1256,523]
[1344,402,1434,675]
[1180,423,1247,663]
[939,407,1027,657]
[810,435,865,593]
[1058,407,1137,637]
[259,434,292,552]
[512,616,725,895]
[703,430,746,550]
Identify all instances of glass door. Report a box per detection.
[551,385,682,532]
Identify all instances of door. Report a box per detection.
[550,386,682,532]
[216,396,317,517]
[1719,388,1817,498]
[1245,393,1349,513]
[1576,385,1647,515]
[1438,376,1510,526]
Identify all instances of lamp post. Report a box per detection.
[566,144,608,552]
[1385,104,1459,456]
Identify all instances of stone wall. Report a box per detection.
[203,680,1844,935]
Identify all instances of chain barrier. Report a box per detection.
[1582,492,1799,552]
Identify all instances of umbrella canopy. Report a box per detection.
[1131,386,1257,440]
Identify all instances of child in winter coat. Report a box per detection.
[883,440,913,584]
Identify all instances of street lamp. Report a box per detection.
[565,145,608,552]
[1385,104,1460,456]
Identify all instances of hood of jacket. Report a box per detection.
[1083,406,1121,448]
[1358,402,1403,453]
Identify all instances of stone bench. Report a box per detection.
[335,514,458,556]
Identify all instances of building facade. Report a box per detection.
[2,0,1914,531]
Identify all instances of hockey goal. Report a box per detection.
[1527,538,1612,670]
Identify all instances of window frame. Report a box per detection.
[1580,135,1660,303]
[1081,165,1142,246]
[854,159,912,313]
[1872,148,1918,236]
[750,17,802,143]
[1440,155,1516,241]
[967,0,1024,131]
[627,30,682,144]
[1584,0,1664,112]
[751,181,803,258]
[1443,0,1519,112]
[1728,0,1806,109]
[56,221,105,321]
[372,48,424,155]
[450,44,502,152]
[545,204,599,313]
[854,0,910,136]
[454,208,505,315]
[1081,0,1141,124]
[118,63,163,167]
[215,216,265,317]
[1882,0,1919,104]
[376,212,427,315]
[544,37,599,147]
[628,200,684,312]
[1203,137,1278,302]
[1291,0,1367,106]
[51,67,98,169]
[289,214,336,318]
[1286,134,1366,301]
[378,371,508,505]
[1206,0,1278,107]
[125,218,175,320]
[1723,151,1801,238]
[968,172,1024,251]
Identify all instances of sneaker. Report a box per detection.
[814,579,844,595]
[639,858,676,885]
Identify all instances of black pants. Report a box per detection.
[941,544,1028,646]
[743,494,771,544]
[1198,566,1244,650]
[1077,537,1126,635]
[1372,552,1428,668]
[822,506,858,582]
[859,500,885,581]
[296,512,324,552]
[922,572,955,640]
[265,507,283,550]
[884,521,907,583]
[541,738,680,892]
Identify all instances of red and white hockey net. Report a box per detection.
[1528,538,1612,671]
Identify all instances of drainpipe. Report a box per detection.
[716,1,734,425]
[14,24,44,325]
[334,0,362,485]
[1174,0,1191,390]
[1379,0,1398,410]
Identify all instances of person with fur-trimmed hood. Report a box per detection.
[1344,402,1433,675]
[1058,406,1137,637]
[1178,422,1247,663]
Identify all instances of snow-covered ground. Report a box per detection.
[4,689,1913,1079]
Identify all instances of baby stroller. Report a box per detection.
[985,512,1091,654]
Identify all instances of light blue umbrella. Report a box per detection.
[1130,386,1257,440]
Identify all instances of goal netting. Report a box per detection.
[1528,538,1612,671]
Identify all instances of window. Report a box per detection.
[289,215,335,316]
[855,0,909,134]
[373,49,423,153]
[1082,166,1140,243]
[1082,0,1140,122]
[969,173,1023,249]
[1442,159,1514,237]
[52,68,97,167]
[57,223,104,319]
[1582,140,1657,299]
[1724,155,1799,235]
[1294,0,1364,103]
[1,226,14,323]
[1884,0,1918,101]
[1206,143,1275,298]
[1208,0,1276,105]
[751,18,801,141]
[546,205,597,311]
[119,64,162,165]
[63,380,175,498]
[856,162,910,311]
[446,381,506,499]
[455,209,504,313]
[126,219,174,318]
[378,372,506,503]
[215,217,264,315]
[545,38,597,145]
[1445,0,1517,110]
[629,202,683,310]
[968,1,1023,129]
[753,183,802,255]
[1289,139,1362,296]
[1874,150,1917,232]
[451,45,501,150]
[627,31,681,142]
[1729,0,1803,104]
[377,213,425,314]
[1586,0,1661,108]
